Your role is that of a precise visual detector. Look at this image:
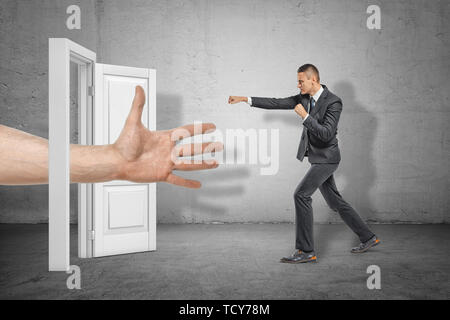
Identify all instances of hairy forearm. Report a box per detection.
[70,144,123,183]
[0,125,123,185]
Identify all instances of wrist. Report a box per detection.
[108,144,128,181]
[69,144,125,183]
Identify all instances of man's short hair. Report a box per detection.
[297,64,320,82]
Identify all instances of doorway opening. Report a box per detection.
[69,60,94,260]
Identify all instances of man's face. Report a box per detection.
[297,72,314,95]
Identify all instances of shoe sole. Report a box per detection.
[280,256,317,264]
[351,239,380,254]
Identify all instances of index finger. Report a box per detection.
[170,122,217,142]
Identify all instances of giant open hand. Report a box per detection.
[113,86,223,188]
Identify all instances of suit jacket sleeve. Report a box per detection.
[302,100,343,143]
[250,95,301,110]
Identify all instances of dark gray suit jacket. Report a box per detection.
[251,85,342,164]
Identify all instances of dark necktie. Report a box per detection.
[310,97,315,113]
[303,97,315,155]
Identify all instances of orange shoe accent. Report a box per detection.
[375,239,380,243]
[310,256,317,260]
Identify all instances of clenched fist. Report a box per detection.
[294,103,308,119]
[228,96,248,104]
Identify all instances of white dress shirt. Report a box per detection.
[247,85,324,122]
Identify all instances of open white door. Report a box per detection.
[92,64,157,257]
[49,38,157,269]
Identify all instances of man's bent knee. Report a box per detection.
[294,189,311,201]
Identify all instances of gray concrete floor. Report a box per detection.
[0,224,449,299]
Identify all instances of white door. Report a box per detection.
[92,63,156,257]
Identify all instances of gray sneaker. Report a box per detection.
[280,250,317,263]
[351,235,380,253]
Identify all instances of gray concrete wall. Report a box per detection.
[1,0,449,224]
[0,0,98,223]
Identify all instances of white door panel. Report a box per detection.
[104,75,149,143]
[93,63,156,257]
[105,185,148,230]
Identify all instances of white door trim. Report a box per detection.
[48,38,96,271]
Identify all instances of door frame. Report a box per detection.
[48,38,96,271]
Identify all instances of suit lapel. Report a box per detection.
[309,86,328,117]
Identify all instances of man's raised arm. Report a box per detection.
[228,95,301,110]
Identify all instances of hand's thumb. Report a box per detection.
[127,86,146,124]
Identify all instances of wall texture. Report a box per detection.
[0,0,449,224]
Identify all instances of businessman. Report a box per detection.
[229,64,379,263]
